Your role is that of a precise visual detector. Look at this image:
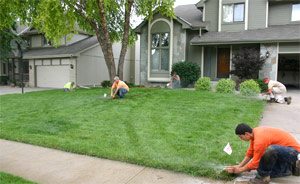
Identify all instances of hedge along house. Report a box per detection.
[2,27,139,88]
[135,0,300,88]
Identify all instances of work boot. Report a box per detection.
[267,98,276,103]
[286,96,292,105]
[293,160,300,176]
[248,176,270,184]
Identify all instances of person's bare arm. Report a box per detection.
[112,86,120,98]
[225,156,251,174]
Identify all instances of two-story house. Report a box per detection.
[135,0,300,88]
[0,26,139,88]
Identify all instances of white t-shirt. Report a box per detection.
[268,80,286,92]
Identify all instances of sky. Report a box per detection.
[132,0,200,27]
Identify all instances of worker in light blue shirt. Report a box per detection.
[170,72,180,89]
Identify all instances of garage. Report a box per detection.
[36,65,70,88]
[277,54,300,89]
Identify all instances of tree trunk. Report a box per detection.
[117,0,133,81]
[70,1,116,82]
[97,0,116,82]
[95,30,116,82]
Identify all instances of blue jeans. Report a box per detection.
[114,87,128,98]
[172,80,180,89]
[257,145,299,178]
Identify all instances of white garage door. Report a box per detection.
[37,66,70,88]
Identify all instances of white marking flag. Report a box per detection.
[224,143,232,155]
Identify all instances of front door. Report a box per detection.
[217,48,230,78]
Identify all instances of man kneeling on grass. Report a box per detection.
[110,76,129,99]
[64,82,76,92]
[226,123,300,184]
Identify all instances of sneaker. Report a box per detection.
[286,96,292,105]
[248,176,270,184]
[293,160,300,176]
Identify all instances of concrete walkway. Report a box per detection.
[0,87,299,184]
[232,88,300,184]
[0,86,54,95]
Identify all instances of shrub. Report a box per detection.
[253,79,268,93]
[195,77,212,91]
[239,79,261,96]
[101,80,112,88]
[0,76,8,85]
[230,48,266,80]
[216,79,235,94]
[171,61,201,87]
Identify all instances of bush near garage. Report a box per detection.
[253,79,268,93]
[101,80,112,88]
[230,48,266,80]
[239,79,261,96]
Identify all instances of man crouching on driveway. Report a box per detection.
[110,76,129,99]
[225,123,300,184]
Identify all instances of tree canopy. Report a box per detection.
[0,0,175,81]
[0,25,17,61]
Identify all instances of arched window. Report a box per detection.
[150,21,170,73]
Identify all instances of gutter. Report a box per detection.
[190,39,300,46]
[23,54,76,59]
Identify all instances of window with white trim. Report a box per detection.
[292,4,300,21]
[223,3,244,23]
[151,33,169,72]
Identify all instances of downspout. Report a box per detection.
[200,28,204,78]
[199,27,202,37]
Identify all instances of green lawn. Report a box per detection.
[0,172,37,184]
[0,88,265,180]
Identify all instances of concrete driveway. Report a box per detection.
[232,88,300,184]
[0,86,55,95]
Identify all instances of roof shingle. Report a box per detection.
[191,24,300,45]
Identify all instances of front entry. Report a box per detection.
[217,48,230,78]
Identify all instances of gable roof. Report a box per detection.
[23,36,99,59]
[190,24,300,45]
[135,4,206,33]
[174,4,206,28]
[20,28,92,36]
[195,0,208,7]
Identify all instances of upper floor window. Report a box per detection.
[43,36,52,46]
[292,4,300,21]
[223,3,244,23]
[23,37,31,48]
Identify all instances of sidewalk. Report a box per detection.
[0,86,53,95]
[231,88,300,184]
[0,88,299,184]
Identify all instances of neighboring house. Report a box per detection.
[0,26,139,88]
[135,0,300,88]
